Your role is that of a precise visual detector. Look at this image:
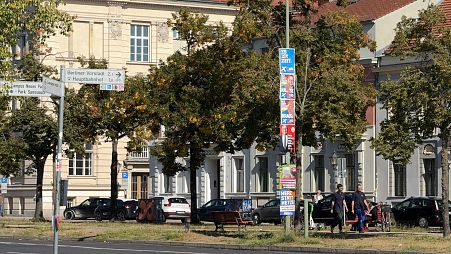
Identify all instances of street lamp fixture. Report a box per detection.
[329,151,338,168]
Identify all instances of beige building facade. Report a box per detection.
[4,0,235,218]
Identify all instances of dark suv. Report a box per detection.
[391,197,451,228]
[94,199,127,221]
[197,199,251,222]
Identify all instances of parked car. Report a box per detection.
[391,197,451,228]
[197,198,251,222]
[94,199,127,221]
[157,196,190,222]
[197,199,227,222]
[252,199,281,225]
[123,199,139,220]
[63,198,110,220]
[311,193,355,225]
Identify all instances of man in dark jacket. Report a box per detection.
[330,184,348,233]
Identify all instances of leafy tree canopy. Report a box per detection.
[371,4,450,237]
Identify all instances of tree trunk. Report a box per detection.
[33,159,46,221]
[441,128,450,238]
[294,128,303,230]
[189,142,202,223]
[110,138,118,221]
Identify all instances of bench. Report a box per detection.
[211,211,253,233]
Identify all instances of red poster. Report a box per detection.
[280,124,295,153]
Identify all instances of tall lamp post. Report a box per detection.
[329,151,345,225]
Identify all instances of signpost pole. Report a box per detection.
[53,66,65,254]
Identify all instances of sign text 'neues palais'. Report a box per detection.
[63,68,125,84]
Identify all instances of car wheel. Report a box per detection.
[252,214,261,225]
[161,213,167,222]
[65,211,75,220]
[95,211,103,222]
[418,217,429,228]
[117,211,126,221]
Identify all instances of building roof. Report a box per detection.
[345,0,416,21]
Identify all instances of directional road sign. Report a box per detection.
[0,81,51,97]
[63,68,125,84]
[279,48,296,75]
[43,77,64,97]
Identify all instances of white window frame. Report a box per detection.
[68,143,93,176]
[130,24,150,62]
[233,157,244,193]
[177,171,190,194]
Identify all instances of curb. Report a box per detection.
[0,235,432,254]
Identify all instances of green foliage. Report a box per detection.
[372,5,451,163]
[288,9,376,149]
[0,0,72,77]
[76,56,160,142]
[371,4,450,237]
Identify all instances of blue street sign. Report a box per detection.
[1,177,7,184]
[122,172,128,179]
[279,48,296,75]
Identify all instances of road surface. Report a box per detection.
[0,239,323,254]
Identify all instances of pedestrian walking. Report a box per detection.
[330,184,348,233]
[351,183,369,233]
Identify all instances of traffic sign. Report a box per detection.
[279,48,296,74]
[1,81,51,97]
[1,177,7,184]
[43,77,64,97]
[122,172,128,179]
[63,68,125,84]
[100,84,124,91]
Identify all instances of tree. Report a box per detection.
[0,0,72,77]
[76,57,160,220]
[152,8,279,222]
[371,5,450,237]
[0,0,72,220]
[269,0,377,228]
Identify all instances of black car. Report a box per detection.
[391,197,451,228]
[124,200,139,220]
[94,199,127,221]
[63,198,110,220]
[197,199,251,222]
[311,193,355,225]
[252,199,281,225]
[197,199,229,222]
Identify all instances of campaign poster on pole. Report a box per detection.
[279,124,295,153]
[280,100,295,124]
[279,74,295,99]
[278,164,296,190]
[280,189,296,216]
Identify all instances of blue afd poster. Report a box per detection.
[279,48,295,74]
